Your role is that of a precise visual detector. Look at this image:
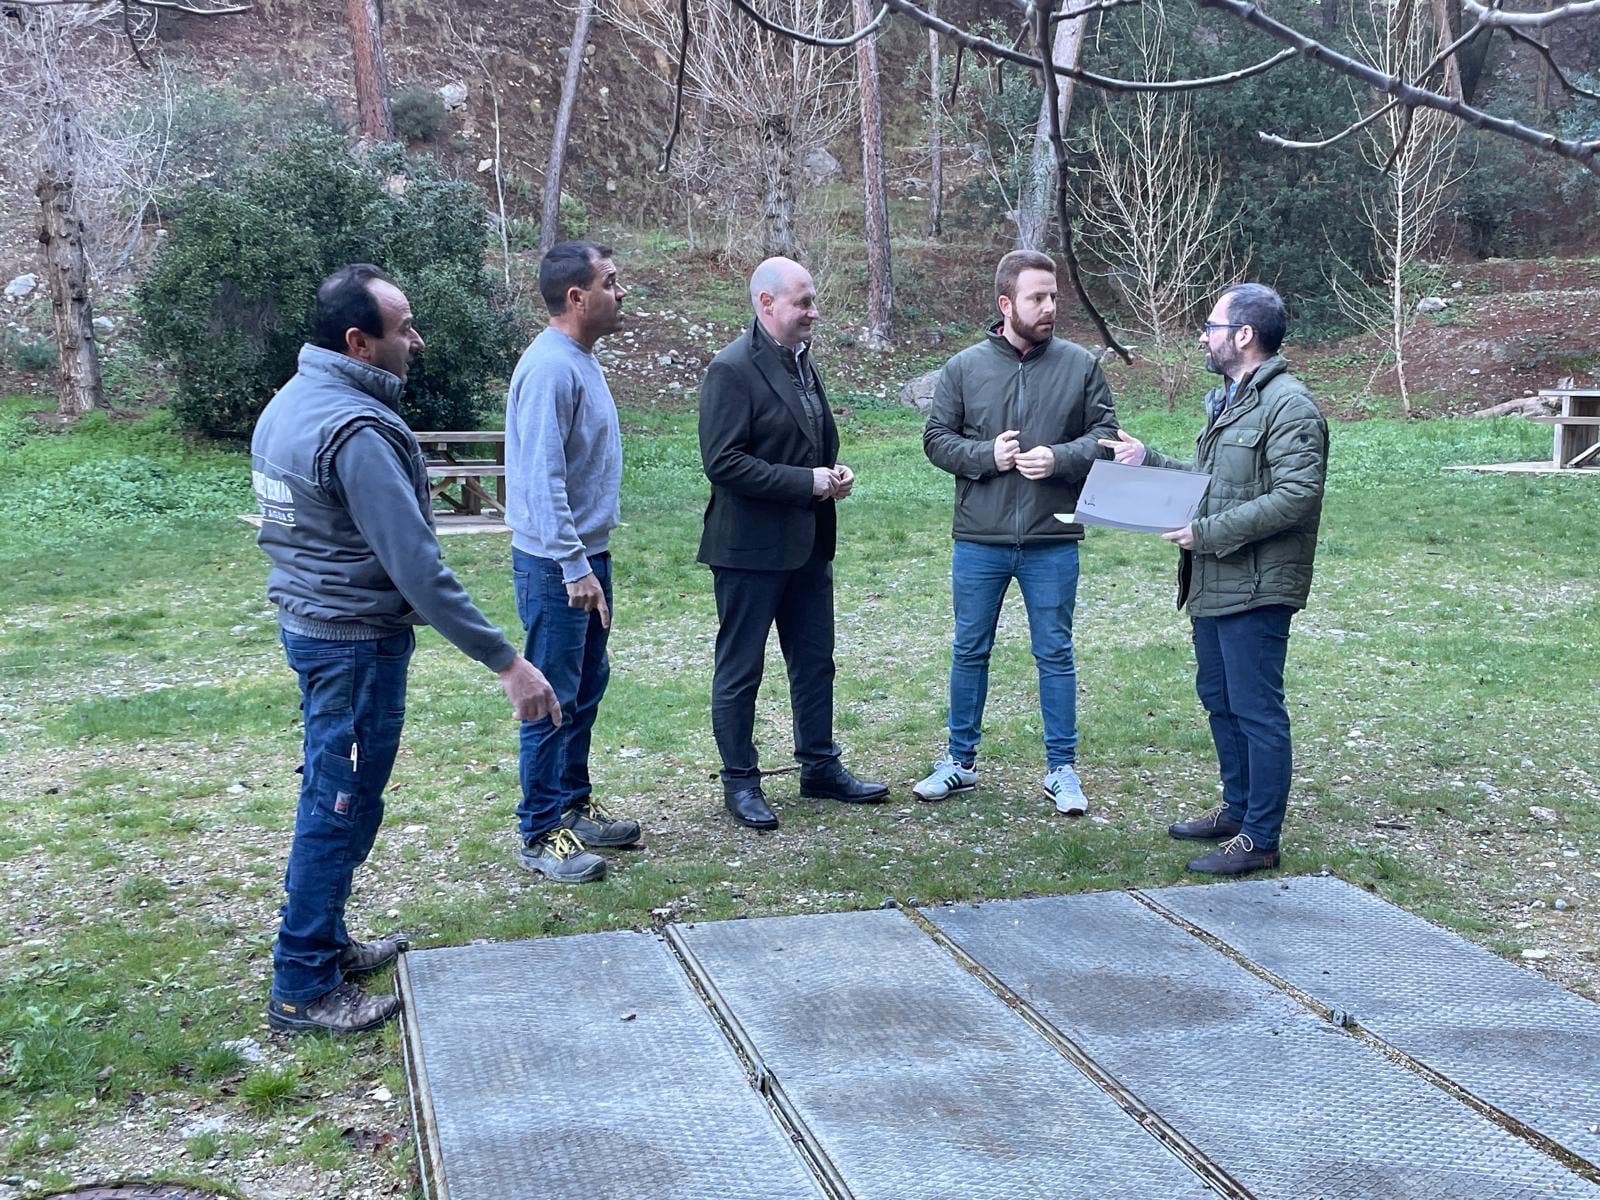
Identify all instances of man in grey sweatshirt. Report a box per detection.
[251,264,558,1035]
[505,242,640,882]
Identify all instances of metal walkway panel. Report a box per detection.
[398,931,825,1200]
[678,907,1214,1200]
[1155,875,1600,1164]
[928,891,1600,1200]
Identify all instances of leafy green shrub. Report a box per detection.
[137,131,521,438]
[11,337,56,372]
[391,86,448,142]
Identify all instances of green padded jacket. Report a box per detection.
[1144,356,1328,617]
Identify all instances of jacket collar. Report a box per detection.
[985,320,1052,362]
[747,319,823,454]
[1208,354,1291,428]
[296,343,406,411]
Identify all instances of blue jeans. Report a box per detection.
[273,628,413,1004]
[947,540,1080,769]
[1192,604,1294,850]
[514,549,612,843]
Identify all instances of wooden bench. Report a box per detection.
[413,430,507,518]
[1529,388,1600,469]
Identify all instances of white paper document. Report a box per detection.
[1056,458,1210,535]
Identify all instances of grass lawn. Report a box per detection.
[0,387,1596,1195]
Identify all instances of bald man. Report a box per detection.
[696,257,888,831]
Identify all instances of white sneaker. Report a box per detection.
[911,755,978,802]
[1043,764,1087,816]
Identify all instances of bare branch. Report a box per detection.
[1257,7,1499,153]
[1032,0,1129,362]
[1196,0,1600,174]
[727,0,889,47]
[657,0,691,173]
[1463,0,1600,26]
[1052,0,1143,22]
[882,0,1299,96]
[946,40,963,108]
[7,0,250,12]
[1505,26,1600,100]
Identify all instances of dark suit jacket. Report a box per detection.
[697,322,840,571]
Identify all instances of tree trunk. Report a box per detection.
[760,115,798,258]
[854,0,893,347]
[346,0,394,142]
[1015,8,1090,251]
[541,0,595,257]
[925,0,943,237]
[37,168,102,418]
[1427,0,1464,101]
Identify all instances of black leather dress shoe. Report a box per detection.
[724,786,779,830]
[799,764,890,804]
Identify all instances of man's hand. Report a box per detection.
[831,463,855,499]
[1161,523,1195,549]
[1015,445,1056,480]
[993,429,1021,473]
[1098,429,1147,466]
[812,466,840,498]
[498,654,562,725]
[565,572,611,629]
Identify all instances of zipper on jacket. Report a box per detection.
[1013,358,1027,546]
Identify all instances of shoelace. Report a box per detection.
[547,827,588,859]
[577,797,619,823]
[1220,833,1256,855]
[1198,803,1227,827]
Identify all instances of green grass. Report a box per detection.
[1,363,1597,1193]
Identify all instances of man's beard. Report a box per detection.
[1009,314,1052,345]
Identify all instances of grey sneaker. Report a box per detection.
[560,797,642,848]
[338,932,409,976]
[911,755,978,802]
[519,827,606,883]
[267,980,399,1035]
[1043,764,1087,816]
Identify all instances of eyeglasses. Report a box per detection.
[1201,321,1244,334]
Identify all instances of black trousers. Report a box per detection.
[710,552,840,792]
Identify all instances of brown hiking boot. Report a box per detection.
[338,933,410,976]
[268,981,400,1034]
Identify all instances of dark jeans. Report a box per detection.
[710,552,840,792]
[513,548,612,844]
[947,540,1080,768]
[1192,604,1294,850]
[273,627,413,1004]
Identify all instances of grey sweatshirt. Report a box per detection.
[251,345,517,671]
[505,326,622,582]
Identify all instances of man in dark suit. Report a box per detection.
[697,256,888,830]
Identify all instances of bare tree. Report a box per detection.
[671,0,1600,356]
[1071,5,1241,346]
[854,0,893,347]
[346,0,394,143]
[543,0,596,258]
[1,0,240,417]
[925,0,943,237]
[606,0,857,258]
[1330,0,1465,415]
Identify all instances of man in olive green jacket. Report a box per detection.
[1103,283,1327,876]
[918,250,1118,815]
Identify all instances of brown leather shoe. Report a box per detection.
[1186,834,1280,877]
[1169,805,1243,842]
[268,981,400,1034]
[338,932,410,976]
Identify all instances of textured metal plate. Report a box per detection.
[1155,875,1600,1167]
[929,891,1600,1199]
[678,907,1213,1200]
[399,931,825,1200]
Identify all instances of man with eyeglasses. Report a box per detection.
[1101,283,1327,877]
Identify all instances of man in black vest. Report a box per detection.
[696,256,888,830]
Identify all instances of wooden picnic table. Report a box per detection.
[1528,388,1600,470]
[413,430,507,518]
